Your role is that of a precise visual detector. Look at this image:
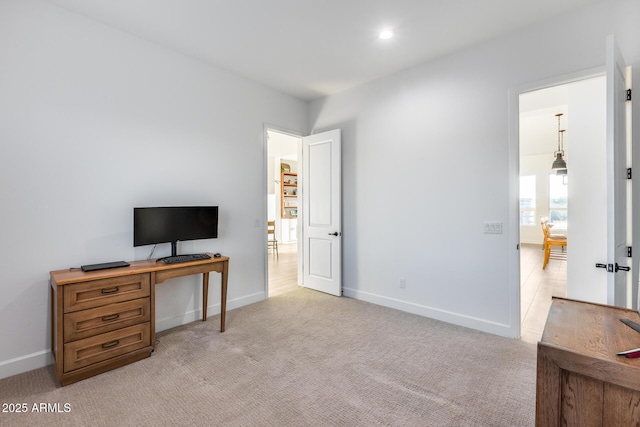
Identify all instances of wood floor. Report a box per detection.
[520,243,566,344]
[268,243,300,297]
[267,242,566,343]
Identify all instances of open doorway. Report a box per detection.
[267,129,302,297]
[518,75,606,343]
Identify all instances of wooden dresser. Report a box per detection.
[50,254,229,386]
[536,297,640,426]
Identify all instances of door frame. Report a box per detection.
[605,35,632,307]
[263,124,304,298]
[508,66,606,338]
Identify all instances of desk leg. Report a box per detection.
[220,260,228,332]
[202,272,209,321]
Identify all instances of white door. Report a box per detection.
[605,35,631,307]
[302,129,342,296]
[565,36,631,306]
[566,76,608,304]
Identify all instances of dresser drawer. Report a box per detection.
[63,323,151,373]
[64,274,150,313]
[64,298,150,342]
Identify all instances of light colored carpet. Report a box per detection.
[0,288,536,426]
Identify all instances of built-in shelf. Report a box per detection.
[280,172,298,218]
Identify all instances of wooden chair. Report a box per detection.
[541,219,567,269]
[267,221,278,257]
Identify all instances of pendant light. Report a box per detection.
[551,113,567,174]
[555,130,567,175]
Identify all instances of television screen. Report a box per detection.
[133,206,218,251]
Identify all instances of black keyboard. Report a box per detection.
[159,253,211,264]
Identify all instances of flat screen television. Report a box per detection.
[133,206,218,256]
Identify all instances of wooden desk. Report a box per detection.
[50,253,229,386]
[536,297,640,426]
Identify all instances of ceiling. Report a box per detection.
[520,85,569,157]
[519,74,605,157]
[45,0,600,101]
[268,130,299,159]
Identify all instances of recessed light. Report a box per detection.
[379,29,394,40]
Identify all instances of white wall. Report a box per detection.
[267,130,299,195]
[519,154,555,245]
[308,0,640,337]
[267,131,299,242]
[0,0,307,378]
[519,99,568,245]
[2,0,639,380]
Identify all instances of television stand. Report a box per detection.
[50,253,229,386]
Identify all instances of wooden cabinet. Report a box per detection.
[50,255,229,386]
[536,297,640,426]
[280,172,298,219]
[51,272,153,386]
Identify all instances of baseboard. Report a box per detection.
[1,289,514,380]
[0,291,265,381]
[342,287,517,338]
[155,291,265,332]
[0,349,53,381]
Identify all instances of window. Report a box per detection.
[549,174,568,223]
[519,175,536,225]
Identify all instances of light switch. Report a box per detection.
[484,222,503,234]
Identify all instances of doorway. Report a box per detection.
[267,129,302,297]
[518,75,606,343]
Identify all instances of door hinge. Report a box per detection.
[628,246,633,257]
[627,89,632,101]
[627,168,632,179]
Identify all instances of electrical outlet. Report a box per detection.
[399,278,406,289]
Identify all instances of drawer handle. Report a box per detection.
[101,340,120,349]
[101,313,120,322]
[100,286,119,295]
